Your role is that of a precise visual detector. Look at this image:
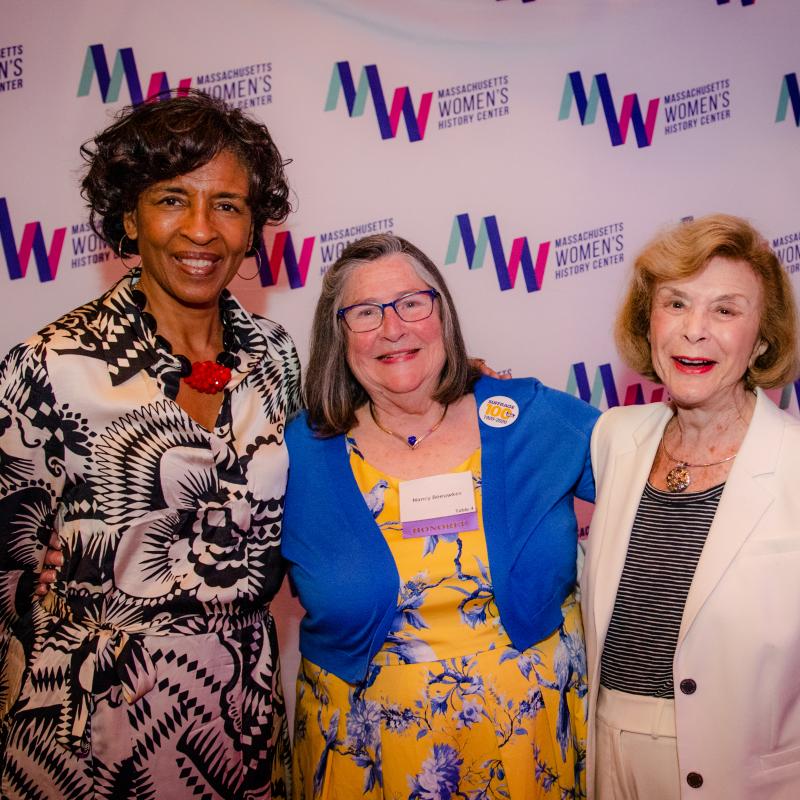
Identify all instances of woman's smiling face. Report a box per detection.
[649,256,764,412]
[342,254,446,404]
[124,149,253,311]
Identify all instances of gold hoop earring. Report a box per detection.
[118,234,141,270]
[238,249,262,281]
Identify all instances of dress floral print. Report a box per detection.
[292,445,588,799]
[0,273,300,800]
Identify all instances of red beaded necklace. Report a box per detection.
[183,360,232,394]
[132,287,235,396]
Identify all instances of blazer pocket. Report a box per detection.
[760,743,800,772]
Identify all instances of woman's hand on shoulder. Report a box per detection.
[470,358,511,380]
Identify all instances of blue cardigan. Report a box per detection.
[282,376,598,683]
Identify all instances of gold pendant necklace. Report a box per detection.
[369,402,448,450]
[661,419,738,493]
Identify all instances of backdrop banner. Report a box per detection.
[3,0,799,721]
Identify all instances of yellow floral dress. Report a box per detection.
[292,440,587,799]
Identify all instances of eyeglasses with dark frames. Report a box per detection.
[337,289,439,333]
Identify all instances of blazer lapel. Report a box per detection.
[592,404,673,642]
[679,389,781,642]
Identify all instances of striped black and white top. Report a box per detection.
[599,481,725,698]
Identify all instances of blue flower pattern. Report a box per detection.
[408,743,462,799]
[293,447,587,798]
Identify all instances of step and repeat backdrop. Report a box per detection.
[3,0,799,718]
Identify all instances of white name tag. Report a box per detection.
[399,471,477,539]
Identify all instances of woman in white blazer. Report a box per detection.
[581,214,800,800]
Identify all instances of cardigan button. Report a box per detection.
[686,772,703,789]
[679,678,697,695]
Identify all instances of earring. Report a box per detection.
[237,249,262,281]
[117,234,141,270]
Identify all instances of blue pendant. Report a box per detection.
[407,435,417,447]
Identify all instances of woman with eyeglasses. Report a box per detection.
[281,234,598,799]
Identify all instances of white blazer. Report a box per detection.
[581,389,800,800]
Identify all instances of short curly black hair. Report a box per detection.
[81,90,290,256]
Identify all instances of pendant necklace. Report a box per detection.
[182,358,233,394]
[660,419,738,493]
[133,287,235,395]
[369,402,448,450]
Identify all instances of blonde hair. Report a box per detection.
[616,214,799,389]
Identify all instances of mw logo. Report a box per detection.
[0,198,66,283]
[255,232,314,289]
[559,71,659,148]
[445,213,549,293]
[325,61,432,142]
[776,74,800,126]
[78,44,191,105]
[566,362,665,409]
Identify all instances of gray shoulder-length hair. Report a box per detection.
[304,233,479,436]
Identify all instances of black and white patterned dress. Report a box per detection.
[0,272,301,799]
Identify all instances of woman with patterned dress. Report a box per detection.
[281,234,599,799]
[0,93,300,799]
